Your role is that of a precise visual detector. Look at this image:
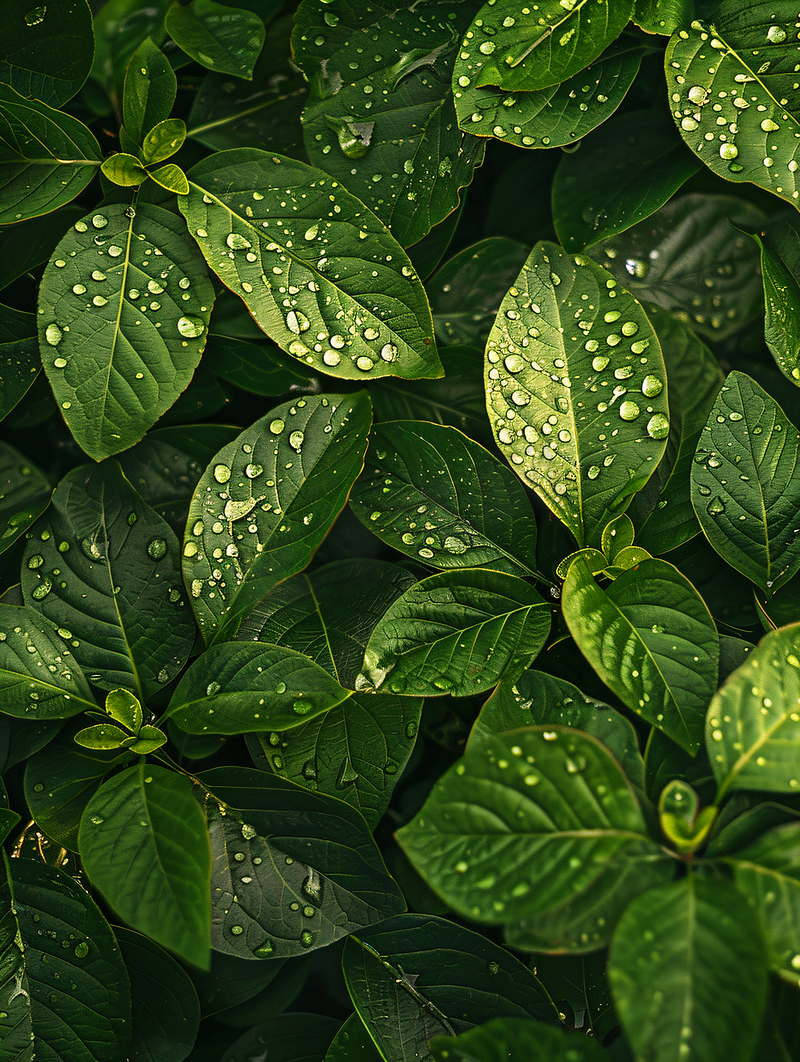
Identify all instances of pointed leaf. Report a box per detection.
[325,1013,382,1061]
[0,304,40,420]
[148,162,190,194]
[691,371,800,595]
[79,763,212,969]
[74,723,130,749]
[179,148,441,380]
[486,241,669,547]
[123,36,177,146]
[182,392,372,644]
[431,1018,606,1062]
[0,0,94,107]
[0,441,50,556]
[562,556,719,754]
[166,0,266,79]
[752,219,800,387]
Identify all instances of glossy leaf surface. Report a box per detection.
[166,0,266,79]
[0,305,39,422]
[753,219,800,387]
[122,36,177,147]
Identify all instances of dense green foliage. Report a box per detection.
[1,0,800,1059]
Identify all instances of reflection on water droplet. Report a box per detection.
[719,143,739,160]
[270,419,285,434]
[286,310,310,334]
[707,496,725,515]
[226,233,252,250]
[646,413,670,440]
[767,25,787,43]
[213,464,231,484]
[45,323,62,346]
[641,374,663,397]
[177,315,205,339]
[74,941,89,958]
[619,400,640,421]
[289,430,304,451]
[147,537,167,560]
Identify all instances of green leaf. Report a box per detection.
[431,1017,606,1062]
[0,440,50,555]
[38,202,216,459]
[563,556,719,754]
[123,36,178,147]
[79,763,212,969]
[116,926,201,1062]
[356,568,551,698]
[166,0,266,79]
[197,766,405,960]
[666,7,800,209]
[203,334,314,396]
[294,0,484,248]
[0,204,83,291]
[632,0,718,36]
[105,687,142,730]
[725,822,800,985]
[325,1012,382,1062]
[143,118,188,164]
[101,151,149,186]
[590,192,766,341]
[91,0,171,111]
[0,0,94,107]
[552,108,701,253]
[0,82,101,224]
[397,727,671,952]
[349,421,539,576]
[454,0,633,93]
[75,722,131,749]
[485,241,669,547]
[707,623,800,799]
[21,462,196,700]
[342,915,558,1059]
[609,876,768,1062]
[166,641,351,734]
[179,148,441,380]
[181,392,372,644]
[469,669,644,788]
[222,1014,341,1062]
[752,219,800,387]
[454,40,644,152]
[691,371,800,595]
[3,855,131,1062]
[148,161,190,194]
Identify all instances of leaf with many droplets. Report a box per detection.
[0,441,51,557]
[165,0,266,79]
[0,305,40,421]
[356,568,551,698]
[691,371,800,595]
[38,202,215,460]
[179,148,441,380]
[182,393,372,645]
[609,877,768,1062]
[396,727,670,951]
[0,0,93,107]
[165,641,351,734]
[590,192,766,341]
[431,1018,607,1062]
[552,109,702,253]
[20,462,195,700]
[665,8,800,209]
[293,0,484,248]
[350,421,539,576]
[197,766,405,960]
[0,83,101,224]
[751,219,800,386]
[0,603,95,720]
[453,0,634,93]
[562,556,719,754]
[79,763,212,969]
[485,241,668,548]
[707,623,800,799]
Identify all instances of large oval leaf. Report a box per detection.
[485,241,668,547]
[562,556,719,754]
[179,148,441,380]
[38,202,215,459]
[182,392,372,644]
[0,0,94,107]
[691,371,800,595]
[165,0,265,79]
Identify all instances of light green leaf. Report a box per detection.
[589,192,766,340]
[552,108,701,253]
[453,0,633,93]
[397,727,671,951]
[349,421,539,576]
[691,371,800,595]
[294,0,484,248]
[180,148,441,380]
[0,0,94,107]
[123,36,177,146]
[0,83,101,224]
[142,117,187,164]
[431,1018,606,1062]
[454,40,643,152]
[101,151,149,186]
[707,623,800,799]
[356,568,551,698]
[0,441,50,556]
[752,218,800,386]
[79,763,212,969]
[148,162,190,194]
[609,876,768,1062]
[38,202,215,459]
[562,556,719,753]
[74,723,131,749]
[666,7,800,208]
[182,392,372,644]
[166,0,266,79]
[21,462,196,700]
[632,0,718,35]
[485,241,669,547]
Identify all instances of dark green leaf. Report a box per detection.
[0,204,83,291]
[191,951,288,1018]
[562,556,719,754]
[632,0,717,35]
[79,763,212,969]
[203,334,316,396]
[752,219,800,387]
[0,0,94,107]
[325,1013,382,1061]
[166,0,266,79]
[431,1017,606,1062]
[123,36,177,147]
[220,1014,341,1062]
[181,148,441,380]
[0,440,50,555]
[0,305,40,422]
[91,0,171,110]
[38,202,216,459]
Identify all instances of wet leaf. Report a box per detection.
[752,218,800,387]
[142,118,187,165]
[485,241,668,548]
[122,36,177,147]
[0,0,94,107]
[166,0,266,79]
[101,152,149,186]
[0,441,50,556]
[180,148,441,380]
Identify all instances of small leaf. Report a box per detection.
[79,763,212,969]
[431,1017,607,1062]
[105,688,142,731]
[752,219,800,387]
[166,0,266,79]
[179,148,441,380]
[101,151,149,186]
[356,568,551,698]
[123,36,178,146]
[691,371,800,595]
[148,161,190,194]
[0,0,94,107]
[74,723,131,749]
[142,117,187,164]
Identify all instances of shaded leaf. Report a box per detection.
[167,0,266,79]
[0,440,50,555]
[752,218,800,387]
[325,1012,382,1061]
[122,36,177,147]
[0,204,83,291]
[203,334,315,396]
[0,304,41,422]
[221,1014,341,1062]
[0,0,94,107]
[431,1017,606,1062]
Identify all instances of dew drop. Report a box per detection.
[226,233,252,250]
[177,315,205,339]
[646,413,670,440]
[619,400,640,421]
[289,430,304,451]
[719,143,739,160]
[147,537,167,560]
[767,25,787,43]
[45,323,62,346]
[641,374,663,397]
